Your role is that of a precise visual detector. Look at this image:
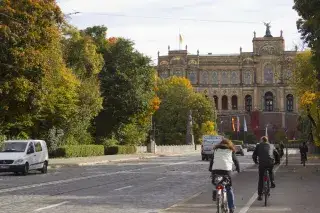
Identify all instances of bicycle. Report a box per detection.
[212,174,231,213]
[263,169,270,207]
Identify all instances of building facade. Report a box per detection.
[157,27,300,141]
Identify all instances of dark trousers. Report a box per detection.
[258,165,274,195]
[300,152,307,161]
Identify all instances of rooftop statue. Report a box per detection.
[264,22,273,37]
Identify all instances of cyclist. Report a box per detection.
[299,142,308,164]
[252,136,280,201]
[209,139,240,213]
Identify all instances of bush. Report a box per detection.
[232,140,244,145]
[288,139,304,144]
[104,145,137,155]
[53,145,104,158]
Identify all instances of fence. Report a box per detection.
[136,144,201,154]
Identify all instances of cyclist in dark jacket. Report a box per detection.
[252,136,280,201]
[299,142,308,163]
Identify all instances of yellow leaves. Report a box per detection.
[165,76,193,89]
[300,91,317,107]
[108,37,117,45]
[151,96,161,111]
[200,121,217,136]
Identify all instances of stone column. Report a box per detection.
[279,87,285,112]
[254,87,258,109]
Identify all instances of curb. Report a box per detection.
[48,152,199,169]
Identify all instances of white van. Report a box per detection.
[0,140,49,175]
[201,135,223,161]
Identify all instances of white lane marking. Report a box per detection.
[238,160,284,213]
[248,207,292,211]
[114,185,133,191]
[0,160,194,194]
[156,177,166,181]
[34,201,69,212]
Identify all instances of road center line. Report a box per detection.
[34,201,69,212]
[0,160,193,194]
[156,177,166,180]
[238,160,284,213]
[114,185,133,191]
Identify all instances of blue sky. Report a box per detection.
[57,0,302,64]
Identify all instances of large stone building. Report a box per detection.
[156,25,300,141]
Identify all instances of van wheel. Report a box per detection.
[22,163,29,176]
[41,161,48,174]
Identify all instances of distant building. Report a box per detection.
[156,26,300,142]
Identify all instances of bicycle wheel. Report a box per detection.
[223,192,229,213]
[216,194,221,213]
[263,172,270,206]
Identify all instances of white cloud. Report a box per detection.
[58,0,302,61]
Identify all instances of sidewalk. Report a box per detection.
[163,154,320,213]
[48,151,199,169]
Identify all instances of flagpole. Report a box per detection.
[179,28,181,50]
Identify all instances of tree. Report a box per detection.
[154,76,215,145]
[92,35,156,141]
[292,51,320,145]
[0,0,79,139]
[61,26,104,144]
[293,0,320,90]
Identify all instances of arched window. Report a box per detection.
[213,95,218,110]
[232,95,238,110]
[222,95,228,110]
[286,94,294,112]
[264,64,274,84]
[245,95,252,112]
[265,92,274,112]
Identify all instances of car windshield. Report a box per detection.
[0,142,28,152]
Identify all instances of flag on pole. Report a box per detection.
[179,34,183,44]
[237,116,240,132]
[244,117,247,132]
[232,117,235,132]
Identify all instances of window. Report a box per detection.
[245,95,252,112]
[27,142,34,154]
[35,142,42,152]
[264,64,274,84]
[264,92,274,111]
[188,71,197,84]
[213,95,218,110]
[232,95,238,110]
[286,94,294,112]
[222,95,228,110]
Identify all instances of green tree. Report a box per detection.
[61,26,104,144]
[154,76,215,145]
[87,33,156,141]
[293,0,320,90]
[0,0,79,139]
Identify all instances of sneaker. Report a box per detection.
[212,190,217,201]
[271,182,276,188]
[229,209,235,213]
[258,195,263,201]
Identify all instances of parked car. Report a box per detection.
[235,145,245,156]
[0,140,49,175]
[247,144,256,152]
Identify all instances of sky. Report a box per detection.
[57,0,302,64]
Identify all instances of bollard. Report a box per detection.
[285,146,288,166]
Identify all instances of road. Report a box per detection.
[0,152,255,213]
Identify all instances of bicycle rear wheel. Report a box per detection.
[216,194,221,213]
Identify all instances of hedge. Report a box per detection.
[105,145,137,155]
[53,145,104,158]
[232,140,244,145]
[288,139,304,144]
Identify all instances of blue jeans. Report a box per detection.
[226,186,235,210]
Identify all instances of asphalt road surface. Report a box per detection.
[0,152,255,213]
